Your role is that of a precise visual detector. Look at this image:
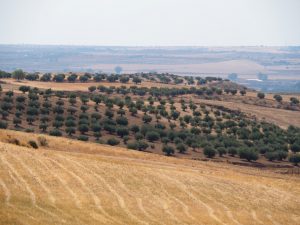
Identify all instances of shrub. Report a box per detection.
[66,127,76,136]
[203,146,216,158]
[136,141,149,151]
[257,92,265,99]
[146,131,160,142]
[130,125,140,133]
[162,145,175,156]
[273,94,282,102]
[135,132,144,140]
[78,124,89,134]
[116,127,129,137]
[0,121,8,129]
[142,114,152,123]
[28,140,38,149]
[217,147,227,157]
[276,151,288,161]
[122,135,130,144]
[127,141,138,150]
[265,151,277,161]
[103,124,116,134]
[116,116,128,126]
[176,143,187,154]
[228,147,237,157]
[107,138,120,146]
[78,135,89,141]
[291,143,300,153]
[49,129,62,136]
[238,148,258,162]
[289,154,300,166]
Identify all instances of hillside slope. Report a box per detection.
[0,130,299,225]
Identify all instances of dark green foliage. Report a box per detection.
[130,125,140,133]
[13,117,22,127]
[273,94,282,102]
[78,135,89,141]
[146,131,160,142]
[107,138,120,146]
[116,116,128,126]
[291,143,300,153]
[238,148,258,161]
[78,124,89,134]
[142,114,152,124]
[49,129,62,136]
[228,147,237,157]
[265,151,277,161]
[19,86,30,93]
[203,146,216,158]
[217,147,226,157]
[12,69,25,80]
[257,92,265,99]
[65,127,76,136]
[289,154,300,165]
[116,127,129,137]
[162,145,175,156]
[0,121,8,129]
[176,143,187,153]
[39,123,48,132]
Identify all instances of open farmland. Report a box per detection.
[0,72,300,168]
[0,130,300,225]
[0,79,184,92]
[192,98,300,129]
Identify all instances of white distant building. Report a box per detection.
[246,79,263,82]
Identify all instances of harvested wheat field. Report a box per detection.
[0,130,299,225]
[1,79,182,92]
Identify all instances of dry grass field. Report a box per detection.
[195,98,300,129]
[1,79,185,92]
[0,129,300,225]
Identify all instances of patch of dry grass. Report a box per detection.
[0,129,299,225]
[196,99,300,129]
[1,79,183,91]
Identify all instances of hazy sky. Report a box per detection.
[0,0,300,46]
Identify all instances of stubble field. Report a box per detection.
[0,130,299,225]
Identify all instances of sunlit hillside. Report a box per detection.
[0,130,299,225]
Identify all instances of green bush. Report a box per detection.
[176,143,187,154]
[238,148,258,162]
[0,121,8,129]
[265,151,277,161]
[49,129,62,136]
[107,138,120,146]
[127,141,138,150]
[289,154,300,166]
[217,147,227,157]
[78,135,89,141]
[291,143,300,153]
[203,146,216,158]
[228,147,237,157]
[162,145,175,156]
[146,131,160,142]
[276,151,288,161]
